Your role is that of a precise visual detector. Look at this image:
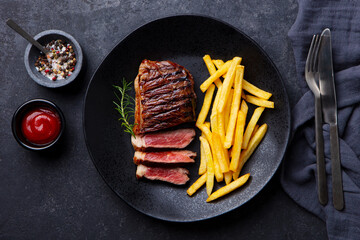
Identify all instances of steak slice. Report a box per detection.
[136,164,190,185]
[131,128,195,151]
[133,59,196,135]
[133,150,196,165]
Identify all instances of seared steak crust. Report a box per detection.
[133,60,196,134]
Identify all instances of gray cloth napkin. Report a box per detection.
[281,0,360,239]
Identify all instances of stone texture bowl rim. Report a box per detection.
[24,29,83,88]
[12,98,66,151]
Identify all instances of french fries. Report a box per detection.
[213,59,230,78]
[233,124,268,180]
[197,123,223,182]
[196,84,215,127]
[242,107,265,149]
[198,134,207,175]
[200,61,231,92]
[217,57,241,113]
[244,95,275,108]
[187,173,207,196]
[199,136,214,196]
[243,79,272,100]
[212,132,229,173]
[224,89,233,131]
[207,173,250,202]
[203,55,222,88]
[229,110,246,172]
[188,54,273,202]
[224,65,244,149]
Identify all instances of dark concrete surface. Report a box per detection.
[0,0,328,239]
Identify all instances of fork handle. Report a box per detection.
[315,97,328,205]
[330,123,344,210]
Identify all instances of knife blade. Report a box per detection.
[318,28,344,210]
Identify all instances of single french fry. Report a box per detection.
[243,79,272,100]
[196,84,216,127]
[222,137,231,183]
[199,135,207,175]
[241,91,246,100]
[224,65,244,149]
[187,173,207,196]
[197,123,212,145]
[211,85,222,117]
[203,55,222,88]
[233,124,268,180]
[198,124,223,182]
[251,124,259,139]
[212,132,229,173]
[242,107,265,149]
[229,110,246,171]
[212,59,225,69]
[223,138,230,166]
[213,158,224,182]
[200,61,231,92]
[217,57,242,112]
[207,173,250,202]
[212,59,227,78]
[224,89,234,131]
[224,172,232,185]
[210,113,218,133]
[245,95,274,108]
[211,143,223,183]
[200,136,214,196]
[213,59,232,78]
[217,112,226,144]
[240,100,248,116]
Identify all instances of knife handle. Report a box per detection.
[315,97,328,205]
[330,123,344,210]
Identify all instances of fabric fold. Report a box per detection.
[281,0,360,239]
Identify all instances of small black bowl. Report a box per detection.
[12,99,65,150]
[24,30,83,88]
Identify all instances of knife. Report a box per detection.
[318,28,344,210]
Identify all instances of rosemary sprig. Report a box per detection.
[113,78,136,137]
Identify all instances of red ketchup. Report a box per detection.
[21,107,61,145]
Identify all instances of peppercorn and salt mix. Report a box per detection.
[35,39,76,81]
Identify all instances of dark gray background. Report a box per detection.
[0,0,327,239]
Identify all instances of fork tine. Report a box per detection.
[312,35,321,72]
[306,35,317,72]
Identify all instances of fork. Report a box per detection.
[305,35,328,205]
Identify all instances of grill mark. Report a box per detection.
[142,83,194,102]
[141,73,189,92]
[134,60,196,134]
[141,91,195,106]
[142,99,193,117]
[141,69,184,83]
[142,104,193,122]
[140,110,194,133]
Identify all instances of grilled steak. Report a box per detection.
[131,128,195,151]
[133,60,196,135]
[133,150,196,165]
[136,164,190,185]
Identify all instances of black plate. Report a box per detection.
[83,15,290,222]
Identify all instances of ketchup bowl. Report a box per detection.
[12,99,65,150]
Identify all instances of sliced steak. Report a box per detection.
[136,164,189,185]
[131,128,195,151]
[133,150,196,165]
[133,59,196,135]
